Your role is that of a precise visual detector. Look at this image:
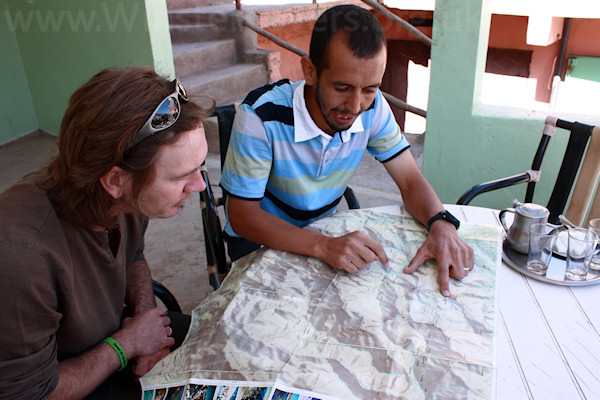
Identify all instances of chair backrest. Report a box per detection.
[213,104,237,171]
[198,105,237,290]
[535,117,597,224]
[456,116,599,226]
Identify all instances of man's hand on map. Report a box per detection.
[318,231,389,274]
[403,221,474,297]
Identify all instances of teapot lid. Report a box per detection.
[513,200,549,218]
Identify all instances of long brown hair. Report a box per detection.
[40,66,211,228]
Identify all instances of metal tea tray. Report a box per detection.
[502,239,600,286]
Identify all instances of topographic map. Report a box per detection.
[141,209,503,400]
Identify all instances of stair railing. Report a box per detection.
[361,0,431,47]
[239,0,429,118]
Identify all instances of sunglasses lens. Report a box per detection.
[127,80,189,151]
[151,96,180,130]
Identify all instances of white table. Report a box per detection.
[373,204,600,400]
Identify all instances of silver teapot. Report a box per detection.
[499,200,549,254]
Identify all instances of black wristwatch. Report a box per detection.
[426,210,460,232]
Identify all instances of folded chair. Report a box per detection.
[457,116,600,226]
[200,104,361,290]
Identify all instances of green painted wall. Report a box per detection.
[566,55,600,83]
[0,0,37,144]
[3,0,174,139]
[424,0,569,210]
[146,0,175,78]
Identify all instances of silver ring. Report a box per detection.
[463,267,470,271]
[167,326,173,336]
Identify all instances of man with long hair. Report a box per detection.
[0,67,210,398]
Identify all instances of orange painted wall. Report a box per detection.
[568,19,600,55]
[489,15,529,49]
[257,21,312,82]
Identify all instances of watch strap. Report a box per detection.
[426,210,460,232]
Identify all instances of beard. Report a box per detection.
[313,81,359,133]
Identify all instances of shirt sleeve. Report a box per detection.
[366,90,410,163]
[0,244,60,399]
[219,103,273,200]
[132,217,149,263]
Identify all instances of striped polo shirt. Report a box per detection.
[220,79,410,236]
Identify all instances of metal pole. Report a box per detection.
[382,92,427,118]
[549,18,572,110]
[360,0,432,47]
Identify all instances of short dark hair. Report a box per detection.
[309,5,386,75]
[40,66,210,228]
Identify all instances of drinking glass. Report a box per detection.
[565,228,598,281]
[587,218,600,271]
[527,223,558,276]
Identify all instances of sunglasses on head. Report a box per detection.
[127,79,189,150]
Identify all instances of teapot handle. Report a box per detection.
[498,208,515,232]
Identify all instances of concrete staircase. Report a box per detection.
[166,1,272,107]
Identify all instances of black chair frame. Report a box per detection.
[152,280,182,313]
[457,116,595,224]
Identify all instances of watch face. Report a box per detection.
[428,211,459,231]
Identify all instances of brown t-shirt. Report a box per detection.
[0,170,148,399]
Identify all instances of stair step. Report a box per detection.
[182,63,268,106]
[167,0,232,11]
[168,7,235,26]
[169,23,232,43]
[173,39,236,78]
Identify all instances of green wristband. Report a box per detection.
[103,337,127,371]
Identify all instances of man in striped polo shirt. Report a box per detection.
[220,5,473,297]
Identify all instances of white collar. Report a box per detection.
[292,81,364,143]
